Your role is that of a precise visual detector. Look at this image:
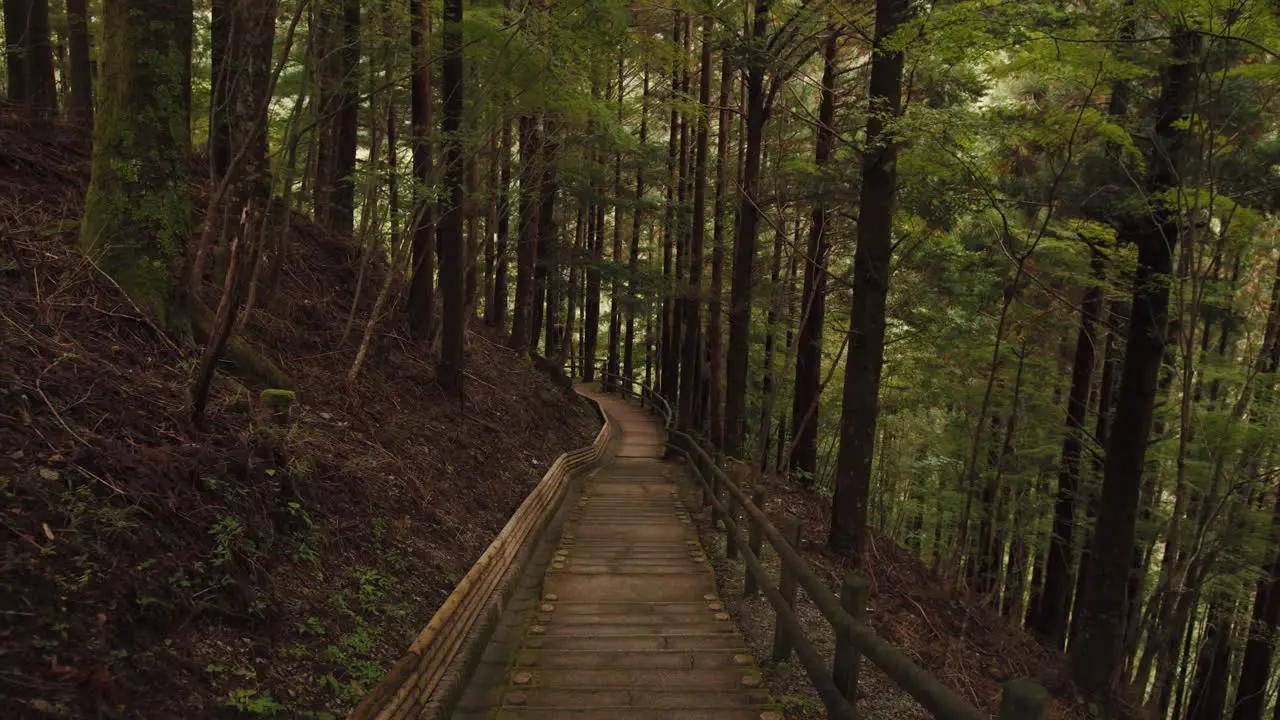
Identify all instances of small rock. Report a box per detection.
[38,468,59,481]
[319,412,333,420]
[511,671,533,685]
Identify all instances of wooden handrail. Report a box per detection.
[595,369,1050,720]
[349,394,616,720]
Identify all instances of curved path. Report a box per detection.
[453,386,776,719]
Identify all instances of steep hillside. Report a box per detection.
[0,120,597,718]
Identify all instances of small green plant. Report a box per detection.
[297,615,326,637]
[208,515,252,567]
[225,688,284,716]
[352,568,387,614]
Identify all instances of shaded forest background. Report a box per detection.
[2,0,1280,718]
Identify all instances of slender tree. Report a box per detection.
[1035,248,1104,648]
[707,32,733,448]
[829,0,910,559]
[488,119,513,331]
[407,0,436,344]
[625,64,649,387]
[723,0,769,455]
[509,115,541,351]
[314,0,360,236]
[1070,29,1203,698]
[65,0,92,125]
[790,28,837,485]
[679,15,712,429]
[437,0,466,396]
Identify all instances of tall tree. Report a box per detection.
[80,0,192,325]
[790,28,837,486]
[488,119,513,330]
[509,115,541,352]
[624,64,649,387]
[707,32,733,448]
[407,0,436,344]
[65,0,92,125]
[314,0,360,235]
[4,0,58,116]
[437,0,466,396]
[536,119,561,359]
[1070,29,1203,699]
[829,0,910,559]
[679,15,712,429]
[1035,248,1104,648]
[723,0,768,455]
[659,13,683,402]
[607,50,626,389]
[1234,486,1280,720]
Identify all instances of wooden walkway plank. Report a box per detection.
[455,386,777,720]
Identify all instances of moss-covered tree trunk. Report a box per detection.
[80,0,193,326]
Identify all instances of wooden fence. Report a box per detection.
[348,395,616,720]
[599,371,1050,720]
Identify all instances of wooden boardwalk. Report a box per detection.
[453,386,776,719]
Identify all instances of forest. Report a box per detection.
[2,0,1280,717]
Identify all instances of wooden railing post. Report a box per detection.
[744,486,766,596]
[710,469,722,528]
[999,679,1049,720]
[833,572,870,702]
[771,515,803,662]
[725,496,739,560]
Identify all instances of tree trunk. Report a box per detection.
[532,118,559,357]
[7,0,58,116]
[584,189,603,377]
[436,0,465,397]
[756,214,785,469]
[65,0,92,125]
[80,0,193,325]
[707,44,733,448]
[829,0,910,560]
[1233,487,1280,720]
[678,15,712,428]
[723,0,769,456]
[564,206,584,369]
[4,0,29,105]
[608,50,626,387]
[790,29,837,485]
[488,119,513,330]
[1037,248,1104,649]
[625,64,649,386]
[1187,605,1233,720]
[210,0,230,176]
[407,0,436,344]
[659,13,682,403]
[509,115,541,352]
[1070,29,1202,699]
[314,0,359,236]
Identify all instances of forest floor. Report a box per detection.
[684,464,1097,720]
[0,118,598,719]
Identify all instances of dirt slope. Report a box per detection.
[0,119,597,719]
